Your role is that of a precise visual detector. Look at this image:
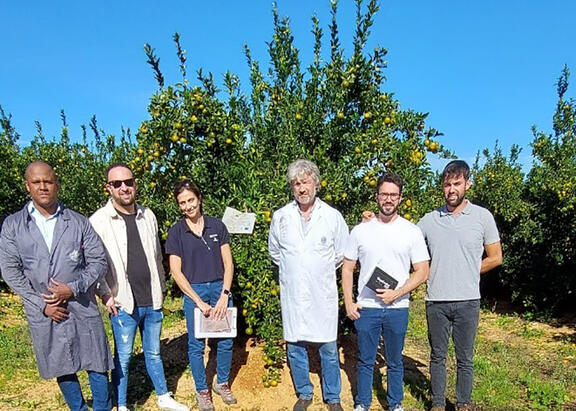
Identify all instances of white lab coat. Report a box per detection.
[268,199,349,342]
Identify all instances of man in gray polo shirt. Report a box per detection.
[418,160,502,411]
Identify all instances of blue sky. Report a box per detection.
[1,1,575,170]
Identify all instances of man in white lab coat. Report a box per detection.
[268,159,348,411]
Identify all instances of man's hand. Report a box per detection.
[345,301,362,320]
[211,294,229,320]
[44,303,69,323]
[361,210,375,222]
[197,301,212,317]
[42,278,74,305]
[376,288,402,305]
[101,294,118,316]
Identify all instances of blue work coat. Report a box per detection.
[0,203,114,379]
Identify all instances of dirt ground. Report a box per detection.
[147,321,420,411]
[0,320,427,411]
[2,300,575,410]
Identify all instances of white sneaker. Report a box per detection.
[117,407,130,411]
[157,392,189,411]
[353,406,369,411]
[393,405,405,411]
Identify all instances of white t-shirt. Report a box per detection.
[344,216,430,309]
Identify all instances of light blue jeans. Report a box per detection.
[286,340,341,403]
[183,280,234,392]
[110,306,167,407]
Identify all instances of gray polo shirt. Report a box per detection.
[418,201,500,301]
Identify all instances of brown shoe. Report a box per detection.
[293,397,313,411]
[430,406,445,411]
[456,404,474,411]
[327,403,344,411]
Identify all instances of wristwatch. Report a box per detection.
[222,289,231,296]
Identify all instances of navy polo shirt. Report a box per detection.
[165,215,230,284]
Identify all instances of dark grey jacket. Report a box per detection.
[0,203,113,379]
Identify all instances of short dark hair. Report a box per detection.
[376,173,403,194]
[106,163,133,181]
[173,179,203,202]
[442,160,470,182]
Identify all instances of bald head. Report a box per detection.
[25,161,57,182]
[25,161,60,216]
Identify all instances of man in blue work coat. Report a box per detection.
[0,161,114,411]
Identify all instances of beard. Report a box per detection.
[296,194,315,206]
[294,187,317,207]
[112,192,135,207]
[445,191,466,209]
[378,202,398,217]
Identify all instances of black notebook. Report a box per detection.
[365,266,398,292]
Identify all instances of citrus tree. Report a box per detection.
[472,66,576,313]
[16,114,134,216]
[0,108,27,290]
[133,0,448,384]
[0,107,27,223]
[0,108,135,219]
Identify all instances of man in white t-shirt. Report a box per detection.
[342,173,430,411]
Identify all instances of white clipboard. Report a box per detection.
[193,307,237,338]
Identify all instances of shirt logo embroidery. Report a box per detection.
[68,249,81,262]
[209,234,219,242]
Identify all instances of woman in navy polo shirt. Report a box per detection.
[165,180,236,411]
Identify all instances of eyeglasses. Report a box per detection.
[107,178,135,188]
[377,192,400,200]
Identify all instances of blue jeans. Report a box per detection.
[286,340,341,403]
[354,307,409,409]
[110,306,167,407]
[427,300,480,407]
[183,280,234,392]
[57,371,111,411]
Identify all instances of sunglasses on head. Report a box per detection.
[107,178,135,188]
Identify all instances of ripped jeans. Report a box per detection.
[110,306,168,407]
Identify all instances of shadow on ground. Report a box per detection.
[125,333,251,407]
[288,333,433,410]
